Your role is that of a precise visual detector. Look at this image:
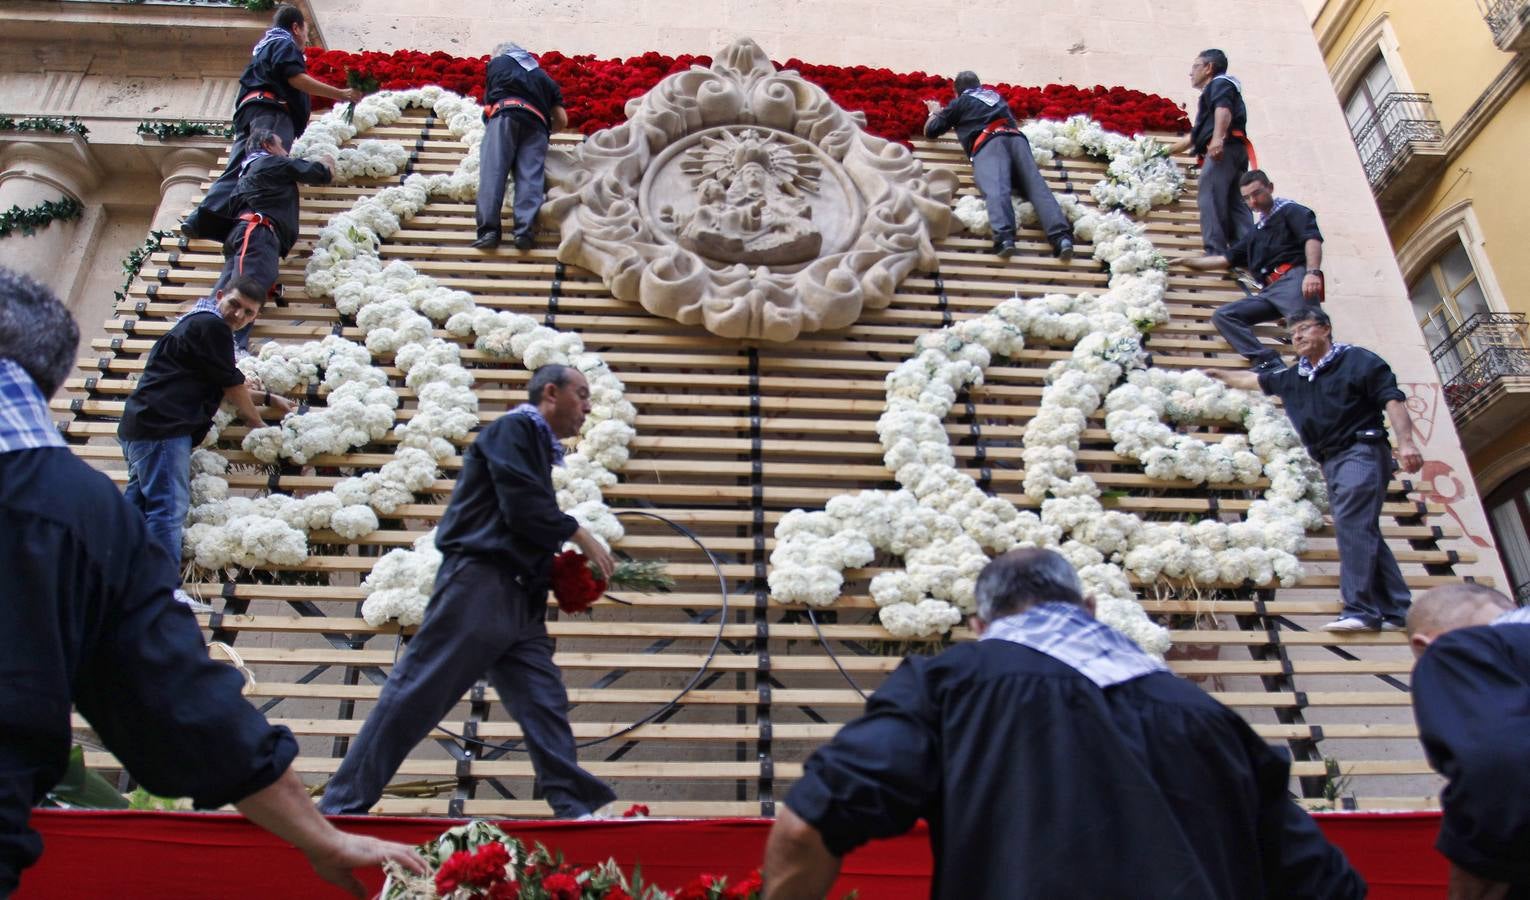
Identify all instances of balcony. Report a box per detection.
[1480,0,1530,53]
[1350,93,1447,216]
[1434,312,1530,451]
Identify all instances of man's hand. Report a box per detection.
[303,832,426,898]
[1206,367,1261,392]
[572,527,615,579]
[1166,137,1190,156]
[1207,136,1224,161]
[1448,864,1511,900]
[923,98,942,115]
[267,393,295,416]
[1395,440,1424,474]
[342,87,363,104]
[1302,272,1324,301]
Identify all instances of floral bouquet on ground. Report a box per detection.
[551,550,672,615]
[341,69,382,124]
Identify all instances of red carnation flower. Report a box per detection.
[552,549,607,614]
[724,870,764,899]
[434,841,511,894]
[542,872,581,900]
[621,803,650,818]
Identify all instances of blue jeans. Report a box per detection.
[120,435,193,571]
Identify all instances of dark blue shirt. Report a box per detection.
[237,33,311,135]
[0,447,298,893]
[1191,74,1248,155]
[484,57,564,130]
[1226,200,1323,285]
[924,90,1016,157]
[1258,346,1405,462]
[434,412,579,594]
[787,640,1364,899]
[234,154,334,255]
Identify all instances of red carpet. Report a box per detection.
[17,809,1446,898]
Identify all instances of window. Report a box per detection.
[1344,54,1398,163]
[1409,237,1491,380]
[1486,469,1530,604]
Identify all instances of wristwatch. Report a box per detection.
[1307,268,1323,276]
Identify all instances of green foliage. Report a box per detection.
[126,787,188,810]
[43,746,130,809]
[0,196,83,240]
[114,230,175,301]
[0,114,88,137]
[136,120,233,141]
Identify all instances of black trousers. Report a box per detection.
[318,554,615,817]
[476,111,550,241]
[184,104,295,243]
[211,220,282,353]
[1197,139,1253,255]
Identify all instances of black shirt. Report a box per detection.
[787,641,1364,899]
[234,154,334,255]
[1191,74,1248,155]
[0,447,298,892]
[484,57,564,129]
[118,312,245,443]
[236,33,311,135]
[924,90,1015,157]
[1258,346,1406,462]
[435,412,579,594]
[1413,622,1530,889]
[1226,200,1323,284]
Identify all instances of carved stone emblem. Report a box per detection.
[544,38,958,342]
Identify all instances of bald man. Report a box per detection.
[1407,584,1530,900]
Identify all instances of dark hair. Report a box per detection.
[953,71,981,93]
[973,548,1084,622]
[249,128,281,152]
[1240,169,1272,188]
[527,363,574,405]
[1198,49,1229,75]
[0,266,80,399]
[1286,307,1331,328]
[226,275,269,307]
[274,4,305,30]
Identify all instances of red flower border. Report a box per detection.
[305,48,1188,142]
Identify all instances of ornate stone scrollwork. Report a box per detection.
[543,38,959,342]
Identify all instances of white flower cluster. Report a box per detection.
[238,337,398,465]
[360,529,443,627]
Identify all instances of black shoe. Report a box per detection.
[513,233,534,251]
[995,239,1017,259]
[1055,237,1075,261]
[471,232,501,250]
[1251,357,1286,375]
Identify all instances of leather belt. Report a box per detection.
[970,117,1022,158]
[482,96,547,125]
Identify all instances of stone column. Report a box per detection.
[0,137,100,297]
[151,147,218,232]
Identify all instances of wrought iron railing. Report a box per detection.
[1349,92,1445,188]
[1432,312,1530,412]
[1481,0,1529,45]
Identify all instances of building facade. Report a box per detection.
[1310,0,1530,601]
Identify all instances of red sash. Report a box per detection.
[234,212,275,287]
[482,97,548,125]
[970,117,1022,158]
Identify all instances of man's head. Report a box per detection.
[528,364,591,439]
[493,41,529,57]
[251,128,288,157]
[274,4,308,47]
[1286,307,1333,361]
[1239,169,1275,215]
[971,547,1092,632]
[0,266,80,399]
[216,276,266,333]
[1190,49,1227,88]
[953,71,981,96]
[1406,583,1515,659]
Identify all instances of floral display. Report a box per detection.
[552,550,607,615]
[303,48,1188,142]
[769,115,1323,649]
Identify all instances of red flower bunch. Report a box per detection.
[672,870,763,900]
[435,841,513,895]
[542,871,582,900]
[304,47,1189,142]
[552,549,607,614]
[620,803,650,818]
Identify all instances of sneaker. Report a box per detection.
[1322,616,1377,632]
[1054,237,1075,261]
[1380,621,1406,632]
[513,233,535,251]
[1251,357,1286,375]
[471,232,501,250]
[995,239,1017,259]
[174,589,214,614]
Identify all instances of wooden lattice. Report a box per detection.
[58,110,1472,815]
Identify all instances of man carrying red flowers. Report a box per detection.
[320,364,617,819]
[923,71,1075,262]
[474,42,569,251]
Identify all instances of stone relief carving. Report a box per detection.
[543,38,958,342]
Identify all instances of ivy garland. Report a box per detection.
[0,115,89,137]
[114,229,176,301]
[137,120,233,141]
[0,196,84,239]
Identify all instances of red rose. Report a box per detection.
[542,872,581,900]
[724,870,763,899]
[552,549,607,614]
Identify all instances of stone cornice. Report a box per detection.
[1443,52,1530,160]
[1314,0,1368,56]
[0,0,325,52]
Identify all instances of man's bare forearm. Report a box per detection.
[763,805,842,900]
[1213,105,1231,142]
[1304,238,1322,271]
[225,383,266,429]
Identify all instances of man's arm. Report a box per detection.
[235,768,425,897]
[289,72,361,105]
[1207,368,1261,392]
[484,417,581,549]
[550,105,569,132]
[1384,398,1423,473]
[923,98,953,139]
[225,383,291,430]
[1302,238,1324,301]
[1172,253,1231,271]
[763,804,843,900]
[1207,105,1232,161]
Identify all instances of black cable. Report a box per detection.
[805,607,869,700]
[393,508,731,753]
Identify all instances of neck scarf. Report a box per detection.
[1210,73,1243,93]
[1296,341,1349,382]
[510,403,565,465]
[1255,197,1293,229]
[980,602,1168,688]
[961,86,1001,107]
[501,43,540,72]
[1494,606,1530,627]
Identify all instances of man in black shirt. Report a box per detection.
[1212,308,1424,632]
[474,42,568,251]
[118,275,293,609]
[320,365,618,818]
[1174,169,1324,374]
[1406,584,1530,900]
[1168,49,1254,255]
[923,71,1075,261]
[762,548,1363,899]
[214,129,335,352]
[182,4,359,242]
[0,266,424,897]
